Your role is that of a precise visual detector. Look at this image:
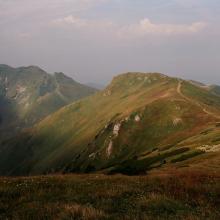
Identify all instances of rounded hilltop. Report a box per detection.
[111,72,168,82]
[105,72,171,93]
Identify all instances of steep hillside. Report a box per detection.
[0,64,97,137]
[0,72,220,175]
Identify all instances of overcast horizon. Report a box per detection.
[0,0,220,85]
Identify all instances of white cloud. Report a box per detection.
[51,15,113,29]
[52,16,88,27]
[51,15,207,39]
[118,18,207,38]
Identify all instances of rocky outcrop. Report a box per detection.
[135,115,141,122]
[173,117,182,126]
[113,123,121,136]
[106,141,113,157]
[197,144,220,152]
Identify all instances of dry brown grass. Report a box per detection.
[57,204,106,220]
[0,169,219,219]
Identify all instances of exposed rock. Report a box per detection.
[89,153,96,159]
[106,140,113,157]
[173,117,182,126]
[19,95,30,105]
[135,115,141,122]
[103,90,112,97]
[113,123,121,136]
[144,76,149,81]
[125,116,130,121]
[17,85,26,94]
[197,144,220,152]
[24,103,30,109]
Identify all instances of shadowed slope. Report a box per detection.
[0,65,97,138]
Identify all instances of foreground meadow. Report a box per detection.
[0,169,219,220]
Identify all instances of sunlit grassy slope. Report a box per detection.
[0,72,220,175]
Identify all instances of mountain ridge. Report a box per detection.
[0,71,220,175]
[0,64,97,138]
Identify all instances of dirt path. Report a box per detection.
[177,80,220,119]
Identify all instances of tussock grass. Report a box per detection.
[0,170,219,219]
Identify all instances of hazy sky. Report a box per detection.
[0,0,220,85]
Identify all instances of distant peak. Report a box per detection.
[0,64,45,73]
[0,64,16,72]
[19,65,45,72]
[54,72,69,80]
[54,72,66,77]
[0,64,12,68]
[54,72,77,83]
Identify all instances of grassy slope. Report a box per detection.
[0,169,219,220]
[1,73,220,175]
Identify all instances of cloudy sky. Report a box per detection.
[0,0,220,85]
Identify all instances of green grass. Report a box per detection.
[171,150,204,163]
[0,170,219,220]
[182,81,220,108]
